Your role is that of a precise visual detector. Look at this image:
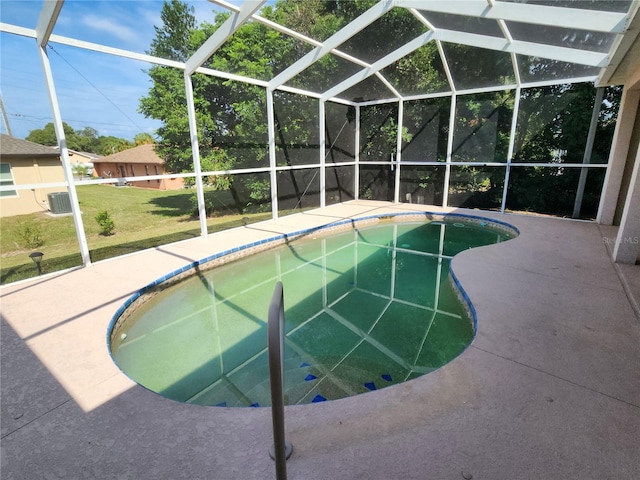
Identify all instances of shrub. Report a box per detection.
[95,210,115,236]
[18,223,44,248]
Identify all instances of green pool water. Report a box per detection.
[110,218,514,406]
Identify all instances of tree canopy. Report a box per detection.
[139,0,620,218]
[25,122,153,156]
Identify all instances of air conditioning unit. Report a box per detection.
[48,192,72,214]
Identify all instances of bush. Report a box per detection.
[95,210,115,236]
[18,223,44,248]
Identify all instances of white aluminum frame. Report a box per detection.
[1,0,637,272]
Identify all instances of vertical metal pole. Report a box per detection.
[184,72,208,238]
[37,44,91,267]
[267,88,279,219]
[354,105,361,200]
[443,94,457,207]
[0,95,12,137]
[319,100,326,208]
[573,87,605,218]
[268,282,292,480]
[502,86,521,213]
[394,100,403,204]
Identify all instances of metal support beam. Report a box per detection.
[0,95,13,136]
[501,86,521,213]
[354,105,361,200]
[185,0,265,75]
[319,101,326,208]
[269,0,394,89]
[573,87,605,218]
[322,31,435,101]
[267,89,279,219]
[598,2,640,85]
[397,0,629,33]
[37,43,91,267]
[443,94,457,207]
[394,100,404,204]
[435,30,608,68]
[35,0,63,46]
[184,73,209,238]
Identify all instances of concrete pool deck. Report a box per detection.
[1,200,639,479]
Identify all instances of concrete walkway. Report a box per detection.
[1,201,639,479]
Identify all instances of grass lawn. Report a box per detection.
[1,185,272,285]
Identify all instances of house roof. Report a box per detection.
[95,144,164,165]
[69,151,102,161]
[52,147,102,161]
[0,134,59,157]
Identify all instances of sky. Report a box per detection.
[0,0,241,141]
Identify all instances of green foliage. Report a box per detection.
[138,1,620,218]
[97,136,134,155]
[72,164,89,178]
[134,132,155,145]
[360,104,411,160]
[17,223,44,249]
[95,210,115,236]
[26,122,73,145]
[453,91,514,163]
[148,0,196,61]
[247,179,270,204]
[25,122,139,155]
[182,147,234,189]
[190,178,271,217]
[139,0,426,175]
[504,83,618,217]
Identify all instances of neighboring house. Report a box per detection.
[0,134,67,217]
[93,144,183,190]
[62,148,101,178]
[68,150,101,166]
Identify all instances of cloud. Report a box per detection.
[139,6,162,30]
[82,14,139,43]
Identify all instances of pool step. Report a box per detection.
[189,354,398,407]
[187,356,306,407]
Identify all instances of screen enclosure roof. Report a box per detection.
[1,0,639,106]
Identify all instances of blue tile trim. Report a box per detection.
[449,267,478,334]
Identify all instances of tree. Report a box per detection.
[139,1,198,174]
[140,1,292,212]
[134,133,155,145]
[96,136,134,155]
[149,0,196,62]
[507,82,620,217]
[139,0,426,212]
[26,122,75,146]
[139,0,619,217]
[25,123,144,155]
[74,126,99,152]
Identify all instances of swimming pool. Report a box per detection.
[108,213,516,407]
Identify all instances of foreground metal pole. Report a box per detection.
[268,281,292,480]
